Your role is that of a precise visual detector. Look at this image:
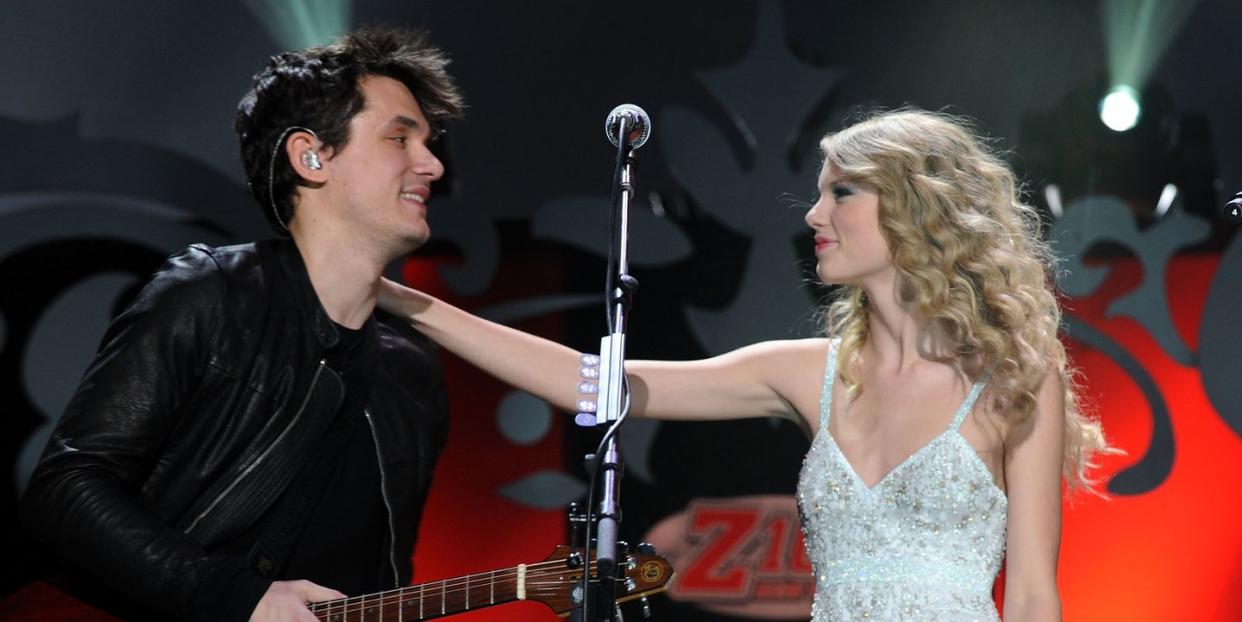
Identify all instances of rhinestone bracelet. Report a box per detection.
[575,353,600,426]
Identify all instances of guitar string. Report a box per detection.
[307,558,567,612]
[308,560,656,615]
[310,574,608,616]
[308,564,658,616]
[306,559,577,612]
[312,587,618,621]
[311,583,610,618]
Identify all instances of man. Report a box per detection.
[20,27,463,621]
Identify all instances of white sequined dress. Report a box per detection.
[796,343,1007,621]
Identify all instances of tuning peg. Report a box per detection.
[614,604,626,622]
[639,596,653,619]
[567,503,587,549]
[566,551,583,569]
[614,540,633,573]
[635,542,656,555]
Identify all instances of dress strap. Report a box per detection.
[950,366,994,431]
[818,340,838,431]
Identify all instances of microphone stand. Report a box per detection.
[577,114,640,622]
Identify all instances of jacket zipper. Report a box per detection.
[183,360,329,535]
[364,408,400,588]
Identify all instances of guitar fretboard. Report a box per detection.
[310,562,557,621]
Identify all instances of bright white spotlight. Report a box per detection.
[1099,85,1141,132]
[1044,184,1063,219]
[1154,183,1177,218]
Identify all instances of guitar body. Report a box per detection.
[1,578,131,622]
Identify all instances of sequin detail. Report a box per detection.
[796,342,1007,621]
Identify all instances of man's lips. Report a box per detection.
[399,188,430,205]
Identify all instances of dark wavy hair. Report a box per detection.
[235,26,465,233]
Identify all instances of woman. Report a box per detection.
[379,109,1110,621]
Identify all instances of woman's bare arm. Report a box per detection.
[1000,369,1066,622]
[380,279,826,427]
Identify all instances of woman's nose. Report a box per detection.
[805,199,826,227]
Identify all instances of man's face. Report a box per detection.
[319,74,444,252]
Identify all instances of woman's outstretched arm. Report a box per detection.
[379,279,826,428]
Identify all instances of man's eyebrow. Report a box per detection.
[390,115,421,129]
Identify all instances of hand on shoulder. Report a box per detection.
[377,277,432,319]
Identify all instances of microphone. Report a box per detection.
[604,104,652,150]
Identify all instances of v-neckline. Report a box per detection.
[819,343,987,493]
[825,424,957,491]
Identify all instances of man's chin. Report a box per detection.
[395,227,431,254]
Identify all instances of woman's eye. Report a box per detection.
[831,185,853,199]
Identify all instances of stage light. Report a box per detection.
[244,0,349,49]
[1098,0,1197,132]
[1153,183,1177,218]
[1100,85,1141,132]
[1044,184,1064,219]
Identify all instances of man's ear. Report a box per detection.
[286,131,329,183]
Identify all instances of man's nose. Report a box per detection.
[412,145,444,181]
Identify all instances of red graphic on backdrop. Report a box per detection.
[644,495,815,619]
[1055,254,1242,620]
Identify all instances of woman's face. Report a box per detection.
[804,164,893,286]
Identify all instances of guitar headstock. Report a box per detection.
[530,544,674,616]
[612,544,675,608]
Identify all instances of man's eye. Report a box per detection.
[391,136,407,145]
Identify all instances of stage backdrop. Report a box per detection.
[2,1,1240,621]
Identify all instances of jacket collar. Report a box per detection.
[268,237,379,350]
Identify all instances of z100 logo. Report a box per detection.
[644,495,813,619]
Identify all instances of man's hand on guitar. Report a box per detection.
[250,580,345,622]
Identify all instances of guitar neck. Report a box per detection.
[307,545,673,621]
[309,565,529,621]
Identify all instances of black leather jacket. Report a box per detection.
[20,239,449,620]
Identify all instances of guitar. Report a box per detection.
[0,545,673,621]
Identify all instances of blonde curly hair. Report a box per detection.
[819,109,1110,492]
